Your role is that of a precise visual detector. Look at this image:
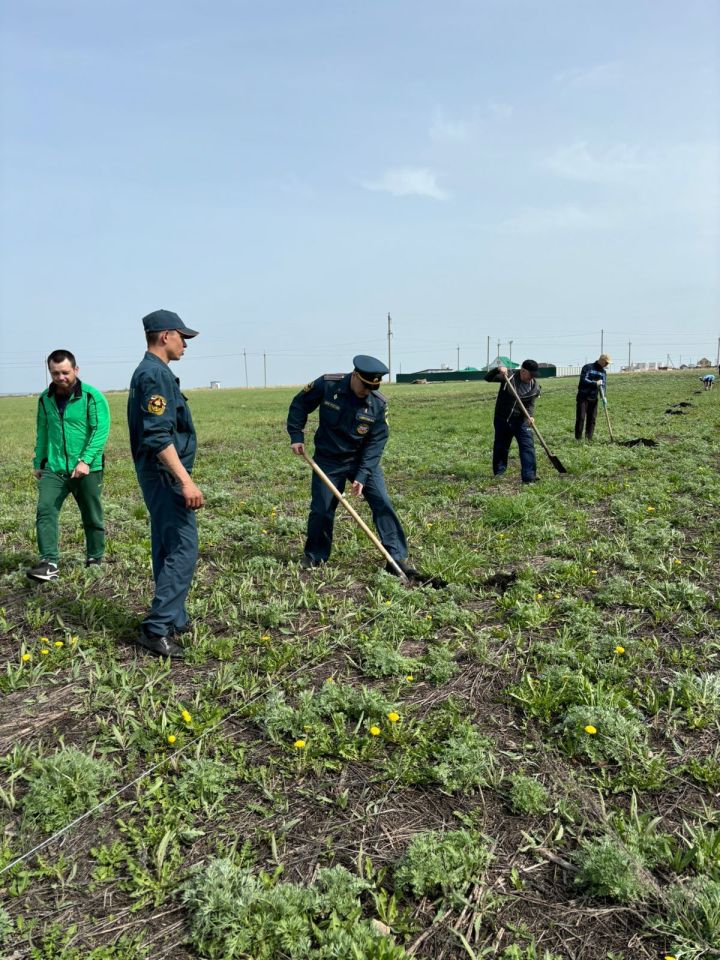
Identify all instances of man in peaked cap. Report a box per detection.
[127,309,204,659]
[575,353,611,441]
[287,354,414,574]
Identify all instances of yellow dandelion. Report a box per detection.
[664,955,677,960]
[536,593,543,600]
[261,634,270,642]
[262,529,268,534]
[21,653,32,662]
[39,636,48,642]
[426,522,433,528]
[584,725,597,735]
[590,569,598,575]
[294,739,306,749]
[40,648,50,656]
[167,734,177,744]
[425,614,432,621]
[54,640,64,648]
[673,559,681,565]
[406,675,414,682]
[647,506,655,512]
[387,712,400,723]
[326,677,335,684]
[369,726,381,736]
[181,709,192,724]
[384,600,391,606]
[614,645,625,655]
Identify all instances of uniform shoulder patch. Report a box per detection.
[323,373,344,381]
[302,381,315,393]
[148,395,167,415]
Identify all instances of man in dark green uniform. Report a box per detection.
[127,310,204,658]
[27,350,111,581]
[287,355,412,574]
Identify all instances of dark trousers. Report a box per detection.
[305,459,408,564]
[575,396,599,440]
[36,469,105,563]
[137,471,198,635]
[493,416,536,482]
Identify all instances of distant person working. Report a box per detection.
[574,354,611,441]
[485,360,541,484]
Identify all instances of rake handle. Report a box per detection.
[598,383,615,441]
[301,451,409,581]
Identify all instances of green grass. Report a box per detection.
[1,370,719,959]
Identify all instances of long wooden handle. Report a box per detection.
[599,384,614,441]
[500,372,555,459]
[301,451,409,581]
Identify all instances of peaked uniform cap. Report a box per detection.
[353,354,388,387]
[142,309,199,338]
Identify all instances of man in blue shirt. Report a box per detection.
[575,354,611,441]
[287,355,410,574]
[127,310,204,658]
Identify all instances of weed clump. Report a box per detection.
[394,829,493,905]
[558,703,646,763]
[574,835,648,901]
[183,860,408,959]
[507,773,551,815]
[21,746,115,834]
[432,721,498,792]
[657,876,720,954]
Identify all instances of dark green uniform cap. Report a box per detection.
[353,354,388,388]
[142,309,199,339]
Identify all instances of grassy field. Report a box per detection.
[0,370,718,960]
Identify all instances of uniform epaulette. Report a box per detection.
[323,373,345,381]
[374,391,388,404]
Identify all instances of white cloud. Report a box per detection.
[554,62,622,87]
[546,141,648,183]
[430,110,471,143]
[361,167,448,200]
[499,204,613,235]
[488,100,513,119]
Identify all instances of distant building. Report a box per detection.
[210,380,221,389]
[697,357,712,368]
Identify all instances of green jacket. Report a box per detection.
[34,380,111,474]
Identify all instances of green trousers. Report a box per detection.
[36,469,105,563]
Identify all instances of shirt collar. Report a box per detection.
[48,379,82,399]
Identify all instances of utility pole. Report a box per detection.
[387,313,393,383]
[263,352,267,388]
[243,349,248,388]
[600,328,604,355]
[486,336,490,370]
[456,345,460,371]
[716,337,720,367]
[509,340,513,362]
[628,341,631,370]
[496,339,501,361]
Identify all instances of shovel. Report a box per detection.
[598,383,615,441]
[301,452,409,582]
[501,373,567,474]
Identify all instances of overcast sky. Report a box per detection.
[1,0,718,392]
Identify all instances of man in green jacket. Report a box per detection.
[27,350,111,582]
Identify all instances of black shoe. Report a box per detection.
[85,557,103,568]
[300,555,324,569]
[522,478,538,484]
[26,561,59,582]
[135,627,185,659]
